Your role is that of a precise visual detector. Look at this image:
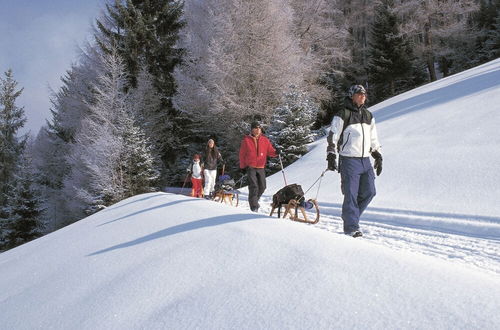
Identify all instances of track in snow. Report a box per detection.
[237,192,500,276]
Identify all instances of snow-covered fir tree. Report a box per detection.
[0,69,28,241]
[1,145,44,251]
[63,48,160,216]
[267,87,319,171]
[95,0,186,182]
[119,114,160,197]
[0,70,27,208]
[33,47,100,228]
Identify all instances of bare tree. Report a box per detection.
[393,0,478,81]
[175,0,315,127]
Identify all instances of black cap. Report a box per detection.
[251,121,261,129]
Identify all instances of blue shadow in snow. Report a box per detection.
[373,69,500,124]
[88,213,269,256]
[101,193,167,213]
[319,201,500,224]
[97,198,198,227]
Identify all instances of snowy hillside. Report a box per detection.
[1,192,500,329]
[1,60,500,329]
[261,58,500,274]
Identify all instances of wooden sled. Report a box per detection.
[212,189,239,207]
[269,198,320,224]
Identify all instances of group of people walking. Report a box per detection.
[186,139,223,198]
[186,84,383,237]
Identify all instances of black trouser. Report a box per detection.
[247,167,266,211]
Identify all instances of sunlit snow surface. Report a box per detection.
[1,60,500,329]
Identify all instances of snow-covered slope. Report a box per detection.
[1,192,500,329]
[1,60,500,329]
[266,58,500,217]
[260,59,500,274]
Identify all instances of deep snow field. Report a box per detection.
[1,59,500,329]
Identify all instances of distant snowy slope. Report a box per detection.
[265,58,500,218]
[1,192,500,329]
[254,59,500,274]
[370,59,500,217]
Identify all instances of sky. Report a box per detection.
[1,59,499,328]
[0,0,104,135]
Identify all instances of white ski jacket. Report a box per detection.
[188,161,203,179]
[327,100,381,158]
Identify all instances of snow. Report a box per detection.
[1,60,500,329]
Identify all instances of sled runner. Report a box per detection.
[212,174,239,207]
[269,184,320,224]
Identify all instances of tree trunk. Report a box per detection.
[427,55,437,82]
[424,22,437,81]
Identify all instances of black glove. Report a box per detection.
[371,150,383,176]
[327,153,337,171]
[240,167,247,174]
[275,147,282,156]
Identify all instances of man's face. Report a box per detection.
[251,127,261,136]
[352,92,366,106]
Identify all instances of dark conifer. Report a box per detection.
[367,0,424,103]
[95,0,186,184]
[1,151,44,250]
[0,69,27,210]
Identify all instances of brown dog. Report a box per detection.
[213,190,237,206]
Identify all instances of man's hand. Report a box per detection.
[240,167,247,175]
[371,150,383,176]
[327,153,337,171]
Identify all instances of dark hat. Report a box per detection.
[251,121,262,129]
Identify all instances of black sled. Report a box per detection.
[269,184,320,224]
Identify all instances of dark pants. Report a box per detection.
[247,167,266,211]
[339,156,376,233]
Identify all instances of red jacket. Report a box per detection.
[239,134,277,169]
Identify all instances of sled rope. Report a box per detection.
[236,175,246,189]
[302,169,328,200]
[278,153,288,186]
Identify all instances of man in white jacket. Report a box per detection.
[326,85,383,237]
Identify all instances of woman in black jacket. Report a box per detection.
[203,139,223,198]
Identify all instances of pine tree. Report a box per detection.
[64,48,130,213]
[1,148,44,250]
[485,6,500,60]
[368,0,424,103]
[267,87,319,171]
[0,69,27,212]
[64,48,161,215]
[95,0,186,182]
[120,115,161,196]
[470,0,500,65]
[32,49,100,229]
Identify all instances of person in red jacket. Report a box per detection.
[239,121,278,212]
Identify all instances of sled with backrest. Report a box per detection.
[212,174,239,206]
[269,183,320,224]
